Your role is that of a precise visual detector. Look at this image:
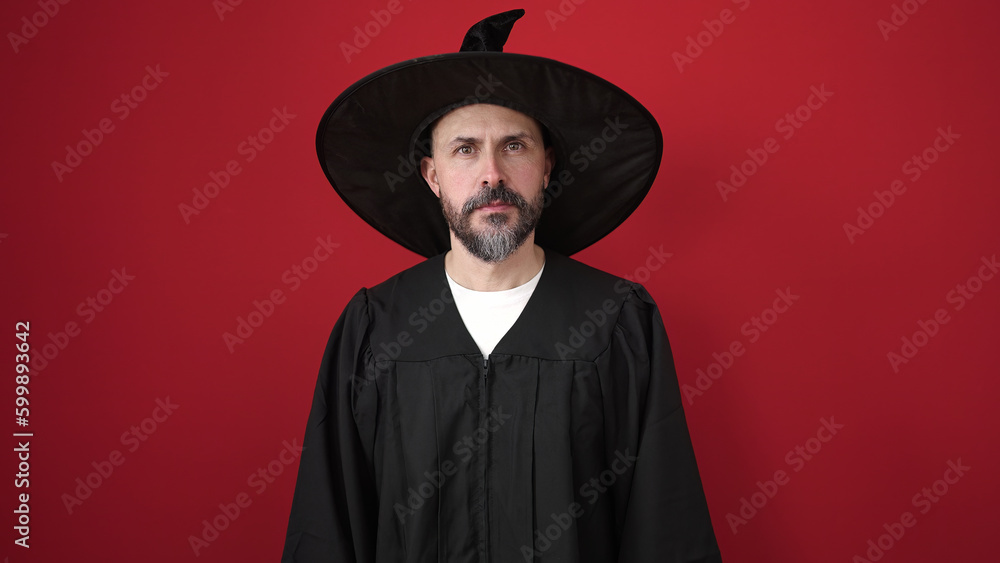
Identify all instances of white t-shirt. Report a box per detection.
[445,263,545,356]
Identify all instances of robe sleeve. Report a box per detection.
[282,289,377,563]
[614,284,723,562]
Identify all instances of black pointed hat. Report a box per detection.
[317,9,662,257]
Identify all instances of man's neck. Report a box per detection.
[445,237,545,291]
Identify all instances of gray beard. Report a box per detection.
[440,182,544,263]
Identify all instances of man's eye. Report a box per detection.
[457,146,473,155]
[506,142,523,151]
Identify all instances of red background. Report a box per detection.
[2,0,997,561]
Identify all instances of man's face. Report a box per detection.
[420,103,554,263]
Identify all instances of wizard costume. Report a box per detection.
[283,9,723,563]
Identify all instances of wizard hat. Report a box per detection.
[317,9,662,257]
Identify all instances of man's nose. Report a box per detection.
[478,152,504,187]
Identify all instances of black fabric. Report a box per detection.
[459,9,524,52]
[316,11,663,258]
[282,251,722,562]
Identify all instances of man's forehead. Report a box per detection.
[432,103,543,140]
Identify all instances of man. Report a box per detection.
[283,9,722,562]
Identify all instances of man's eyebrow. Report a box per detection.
[446,136,480,147]
[444,131,537,148]
[500,131,535,144]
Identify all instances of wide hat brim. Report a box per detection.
[317,51,662,258]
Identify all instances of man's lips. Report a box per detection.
[476,201,514,212]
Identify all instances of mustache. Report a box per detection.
[460,183,527,215]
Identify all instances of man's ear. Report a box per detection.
[420,156,441,198]
[543,146,555,187]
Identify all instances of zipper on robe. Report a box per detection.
[480,355,491,562]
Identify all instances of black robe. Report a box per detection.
[282,250,722,562]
